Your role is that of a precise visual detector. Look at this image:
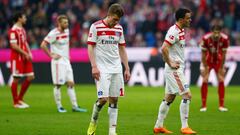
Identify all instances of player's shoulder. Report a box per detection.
[220,32,228,40]
[114,24,123,30]
[167,24,180,34]
[202,32,212,40]
[93,20,103,26]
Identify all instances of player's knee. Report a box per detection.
[182,98,191,104]
[67,82,74,88]
[163,99,173,106]
[27,75,35,81]
[98,98,108,105]
[109,103,117,108]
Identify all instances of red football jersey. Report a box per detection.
[201,32,229,66]
[8,25,29,61]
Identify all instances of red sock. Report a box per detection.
[18,79,31,101]
[218,82,225,107]
[11,81,18,105]
[201,82,208,108]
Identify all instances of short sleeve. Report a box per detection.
[222,38,229,51]
[119,29,126,46]
[44,31,56,44]
[87,24,97,45]
[9,31,18,44]
[164,29,177,46]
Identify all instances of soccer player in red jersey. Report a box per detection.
[200,24,229,112]
[8,12,34,109]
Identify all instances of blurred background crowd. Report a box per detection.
[1,0,240,49]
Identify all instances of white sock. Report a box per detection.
[67,87,78,108]
[155,100,170,128]
[108,106,118,134]
[53,87,62,108]
[180,99,190,128]
[91,102,103,123]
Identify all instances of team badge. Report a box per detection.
[115,32,120,37]
[169,35,174,40]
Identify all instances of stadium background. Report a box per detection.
[0,1,240,135]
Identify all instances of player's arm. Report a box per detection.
[40,40,61,60]
[119,45,130,82]
[88,44,100,81]
[161,41,179,69]
[26,42,33,60]
[200,40,208,68]
[11,43,31,60]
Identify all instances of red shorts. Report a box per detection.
[10,59,34,77]
[207,62,222,72]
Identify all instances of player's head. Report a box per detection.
[106,3,124,27]
[211,24,222,40]
[175,8,191,28]
[12,12,27,25]
[57,15,68,30]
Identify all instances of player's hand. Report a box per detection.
[124,69,131,82]
[92,66,100,81]
[51,53,61,60]
[202,65,209,76]
[29,52,33,61]
[219,67,226,76]
[170,61,180,69]
[24,53,31,61]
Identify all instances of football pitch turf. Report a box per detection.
[0,85,239,135]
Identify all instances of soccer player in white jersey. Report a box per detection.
[153,8,196,134]
[87,3,130,135]
[40,15,87,113]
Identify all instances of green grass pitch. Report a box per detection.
[0,85,239,135]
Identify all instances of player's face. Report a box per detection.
[212,30,221,40]
[182,13,191,28]
[59,19,69,30]
[107,14,120,28]
[20,15,27,25]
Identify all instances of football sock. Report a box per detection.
[11,81,18,105]
[201,82,208,107]
[19,79,31,101]
[155,100,170,128]
[91,101,103,123]
[67,87,78,108]
[108,104,118,134]
[218,82,225,107]
[180,99,190,128]
[53,87,62,108]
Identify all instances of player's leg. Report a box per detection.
[216,67,228,111]
[200,64,210,111]
[11,77,20,107]
[66,64,87,112]
[51,62,66,112]
[66,81,87,112]
[108,73,123,135]
[180,92,196,134]
[88,73,110,135]
[18,60,34,107]
[154,94,175,134]
[154,71,177,134]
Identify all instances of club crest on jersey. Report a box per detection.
[89,33,92,37]
[169,35,174,40]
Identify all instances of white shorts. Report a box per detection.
[51,60,74,85]
[96,73,124,98]
[164,71,189,95]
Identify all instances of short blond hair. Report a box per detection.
[57,15,68,23]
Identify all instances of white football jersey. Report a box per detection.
[164,24,186,71]
[87,20,126,73]
[44,28,70,60]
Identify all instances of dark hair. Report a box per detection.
[108,3,124,18]
[175,8,191,21]
[12,12,24,23]
[211,24,222,31]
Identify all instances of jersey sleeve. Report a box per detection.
[200,38,208,51]
[222,38,229,51]
[87,24,97,45]
[164,28,177,46]
[9,30,18,45]
[44,31,56,44]
[119,28,126,46]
